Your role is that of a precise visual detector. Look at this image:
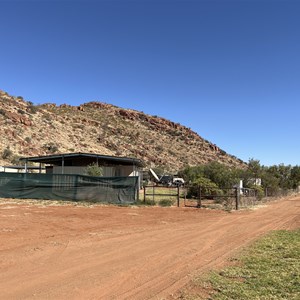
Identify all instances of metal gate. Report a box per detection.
[143,185,180,206]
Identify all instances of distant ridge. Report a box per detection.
[0,90,246,171]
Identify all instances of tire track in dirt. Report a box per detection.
[0,196,299,299]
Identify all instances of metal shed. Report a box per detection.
[20,152,144,179]
[0,153,145,203]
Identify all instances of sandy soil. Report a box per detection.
[0,196,299,300]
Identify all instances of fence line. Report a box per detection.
[143,185,180,206]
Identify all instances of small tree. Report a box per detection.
[178,165,205,183]
[247,158,262,186]
[249,185,265,200]
[85,163,103,177]
[261,167,280,192]
[290,166,300,189]
[204,161,240,189]
[187,176,223,198]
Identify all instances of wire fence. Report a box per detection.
[142,185,180,206]
[182,186,240,210]
[142,184,299,210]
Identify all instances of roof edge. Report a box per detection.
[19,152,145,167]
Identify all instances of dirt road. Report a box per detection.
[0,196,299,299]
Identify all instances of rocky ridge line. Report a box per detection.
[0,90,245,171]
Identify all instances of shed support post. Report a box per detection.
[25,159,28,173]
[136,179,139,203]
[62,155,64,174]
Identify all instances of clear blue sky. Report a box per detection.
[0,0,299,166]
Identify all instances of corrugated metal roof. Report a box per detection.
[19,152,144,167]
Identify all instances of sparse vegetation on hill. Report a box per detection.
[0,90,246,170]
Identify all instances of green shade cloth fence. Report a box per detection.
[0,173,138,203]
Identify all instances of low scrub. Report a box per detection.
[2,148,13,159]
[158,199,174,207]
[137,199,156,206]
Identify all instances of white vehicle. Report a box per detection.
[148,169,185,187]
[172,177,185,186]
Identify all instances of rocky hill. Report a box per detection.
[0,90,245,171]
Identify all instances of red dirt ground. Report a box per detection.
[0,196,299,300]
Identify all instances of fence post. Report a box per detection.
[198,186,202,208]
[177,185,180,207]
[152,185,155,203]
[143,186,146,203]
[235,187,239,210]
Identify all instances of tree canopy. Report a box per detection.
[179,160,300,192]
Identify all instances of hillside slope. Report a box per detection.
[0,90,245,171]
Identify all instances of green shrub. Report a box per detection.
[145,199,156,206]
[250,185,265,200]
[48,145,58,153]
[158,199,174,207]
[2,148,13,159]
[43,143,59,153]
[85,163,103,177]
[137,199,156,206]
[27,104,38,114]
[187,176,223,198]
[17,109,26,114]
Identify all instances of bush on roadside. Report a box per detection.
[250,185,265,200]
